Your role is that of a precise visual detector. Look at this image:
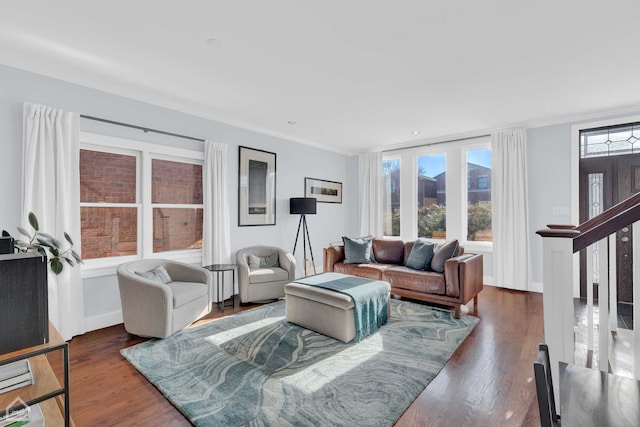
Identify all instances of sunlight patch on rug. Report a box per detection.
[121,299,478,427]
[281,333,383,394]
[204,316,284,346]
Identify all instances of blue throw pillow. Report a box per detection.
[342,235,374,264]
[405,239,435,270]
[135,265,172,284]
[430,240,460,273]
[248,253,280,269]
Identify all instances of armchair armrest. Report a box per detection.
[444,253,484,302]
[278,251,297,280]
[323,246,345,272]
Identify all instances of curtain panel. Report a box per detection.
[358,152,383,237]
[22,102,84,340]
[203,140,232,302]
[491,129,532,291]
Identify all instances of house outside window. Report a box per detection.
[80,133,204,277]
[382,137,492,248]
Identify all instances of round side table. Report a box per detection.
[203,263,237,311]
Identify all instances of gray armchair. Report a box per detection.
[117,259,211,338]
[236,246,296,303]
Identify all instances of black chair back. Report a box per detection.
[533,343,559,426]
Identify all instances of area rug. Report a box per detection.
[121,299,478,426]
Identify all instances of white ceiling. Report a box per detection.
[2,1,640,154]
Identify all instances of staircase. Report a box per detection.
[537,192,640,401]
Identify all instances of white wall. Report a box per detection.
[0,64,358,331]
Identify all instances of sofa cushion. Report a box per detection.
[333,262,395,280]
[342,236,374,264]
[168,281,207,308]
[405,238,435,270]
[431,240,460,273]
[383,267,446,295]
[372,238,405,264]
[249,266,290,284]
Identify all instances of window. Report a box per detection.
[80,149,138,260]
[383,158,400,236]
[417,153,446,238]
[151,159,203,252]
[382,137,492,247]
[80,133,204,275]
[580,121,640,158]
[466,148,492,242]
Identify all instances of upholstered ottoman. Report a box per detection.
[284,273,391,343]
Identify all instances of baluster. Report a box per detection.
[609,234,618,334]
[598,237,610,372]
[634,222,640,380]
[586,244,594,357]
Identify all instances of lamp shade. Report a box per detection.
[290,197,317,215]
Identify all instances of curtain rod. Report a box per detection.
[80,115,205,143]
[383,133,491,153]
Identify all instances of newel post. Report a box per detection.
[537,227,579,407]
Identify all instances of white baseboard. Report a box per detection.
[84,310,123,333]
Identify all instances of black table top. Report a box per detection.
[203,263,237,271]
[560,362,640,427]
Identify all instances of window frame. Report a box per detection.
[80,132,205,278]
[382,136,492,252]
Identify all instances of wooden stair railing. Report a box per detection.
[536,191,640,406]
[536,191,640,253]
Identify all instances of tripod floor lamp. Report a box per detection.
[290,197,317,276]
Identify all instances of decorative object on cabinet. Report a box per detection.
[304,177,342,203]
[14,212,81,275]
[238,146,276,226]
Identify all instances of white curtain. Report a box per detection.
[359,152,383,236]
[491,129,531,290]
[22,103,84,340]
[203,140,232,301]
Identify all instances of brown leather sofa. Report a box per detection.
[323,238,483,318]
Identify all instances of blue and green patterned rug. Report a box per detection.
[121,299,478,426]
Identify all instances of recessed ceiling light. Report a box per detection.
[288,121,298,125]
[206,38,223,48]
[412,131,421,135]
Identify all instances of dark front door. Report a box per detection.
[579,153,640,307]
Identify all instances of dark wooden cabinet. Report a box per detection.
[0,252,48,354]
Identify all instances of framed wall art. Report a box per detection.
[304,177,342,203]
[238,146,276,226]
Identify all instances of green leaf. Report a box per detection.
[36,247,47,257]
[64,232,74,245]
[49,247,60,257]
[51,260,63,275]
[17,226,32,238]
[28,212,39,231]
[63,257,75,267]
[71,250,82,263]
[36,238,53,248]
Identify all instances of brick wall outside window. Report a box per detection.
[152,160,203,252]
[80,150,138,260]
[80,149,204,260]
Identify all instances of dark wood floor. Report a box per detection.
[62,285,543,426]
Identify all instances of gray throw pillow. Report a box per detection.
[342,235,374,264]
[430,240,460,273]
[405,239,435,270]
[135,265,172,284]
[248,253,280,269]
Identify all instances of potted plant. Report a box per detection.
[14,212,81,274]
